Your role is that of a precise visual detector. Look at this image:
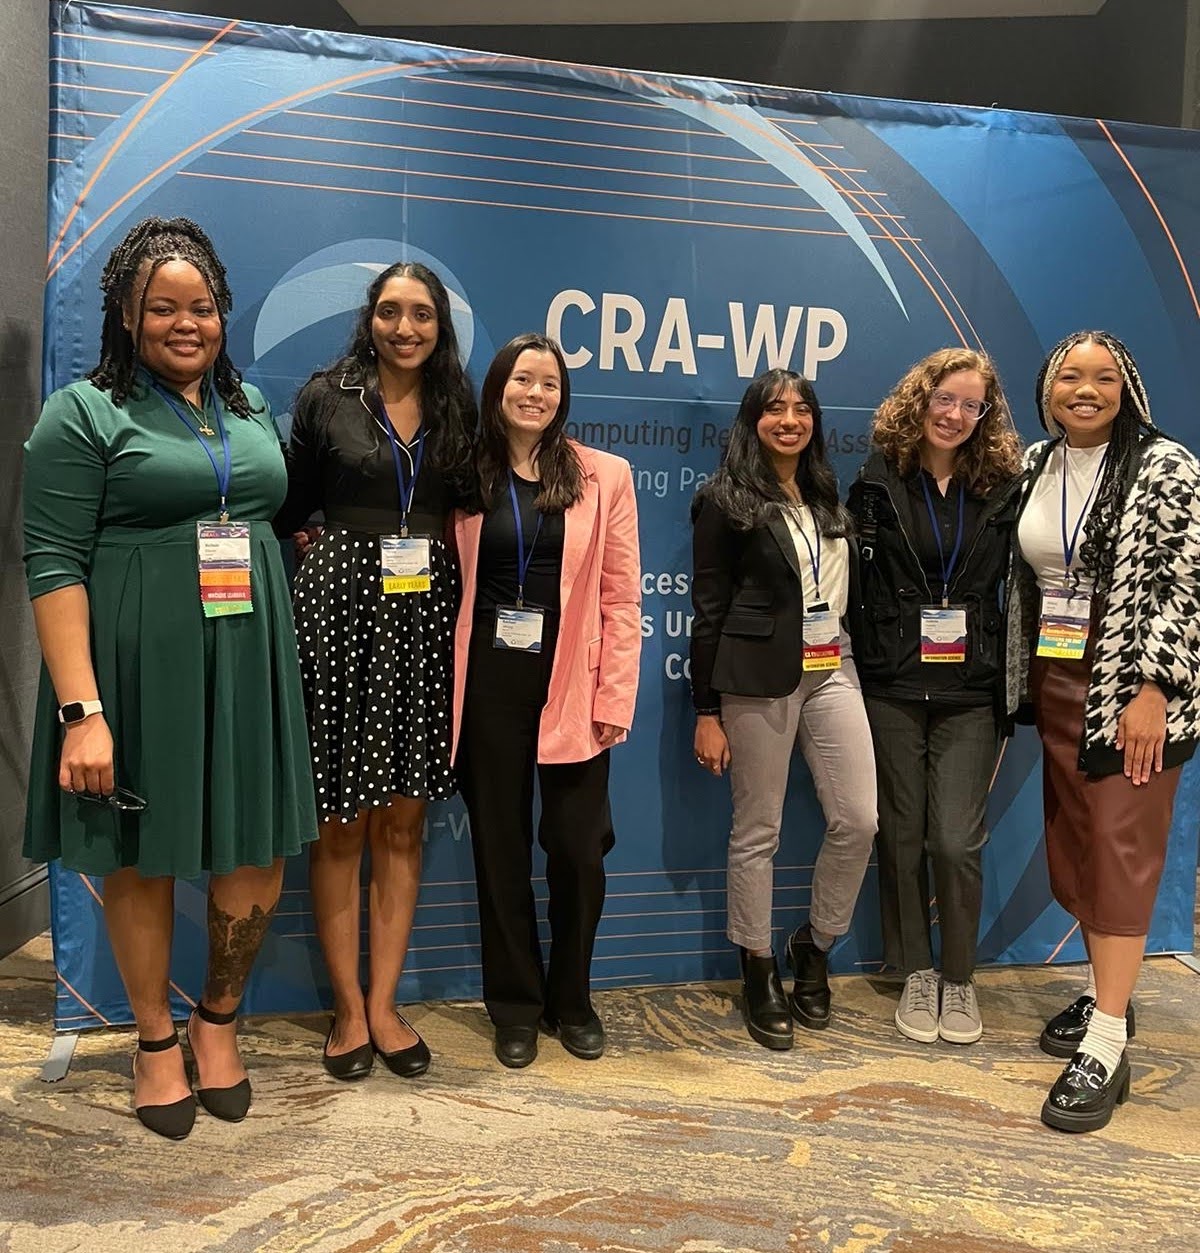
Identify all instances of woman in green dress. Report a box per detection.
[23,217,318,1141]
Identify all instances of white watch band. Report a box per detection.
[58,700,104,725]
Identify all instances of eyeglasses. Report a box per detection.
[930,390,991,422]
[74,786,148,813]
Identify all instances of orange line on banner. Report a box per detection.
[178,168,919,242]
[1097,118,1200,319]
[1045,920,1081,963]
[91,9,261,36]
[51,57,173,75]
[989,738,1008,790]
[52,107,120,119]
[56,971,114,1027]
[58,31,217,57]
[51,82,148,98]
[48,19,240,270]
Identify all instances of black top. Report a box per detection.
[906,468,987,603]
[273,371,460,537]
[847,451,1021,708]
[474,473,565,615]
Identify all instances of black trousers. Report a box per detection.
[459,617,614,1028]
[863,696,999,984]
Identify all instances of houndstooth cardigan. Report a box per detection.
[1005,434,1200,776]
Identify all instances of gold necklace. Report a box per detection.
[185,394,215,436]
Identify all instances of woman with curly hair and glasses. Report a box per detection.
[847,348,1022,1048]
[275,261,475,1082]
[690,368,877,1051]
[1011,330,1200,1132]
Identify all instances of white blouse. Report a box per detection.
[783,504,849,617]
[1017,441,1109,594]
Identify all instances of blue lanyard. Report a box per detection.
[1060,444,1108,576]
[919,473,965,607]
[508,470,544,608]
[151,375,232,522]
[377,403,425,538]
[792,507,822,602]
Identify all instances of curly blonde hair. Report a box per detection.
[871,348,1022,495]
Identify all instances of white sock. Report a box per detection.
[1077,1008,1127,1075]
[1082,964,1097,1001]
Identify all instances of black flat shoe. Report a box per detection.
[545,1013,606,1060]
[322,1018,374,1082]
[1039,996,1136,1058]
[187,1004,252,1122]
[494,1024,538,1069]
[786,925,831,1030]
[1041,1051,1131,1133]
[738,949,793,1050]
[372,1011,431,1077]
[133,1033,196,1141]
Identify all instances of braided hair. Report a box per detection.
[87,216,257,417]
[1034,329,1160,594]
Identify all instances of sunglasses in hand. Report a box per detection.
[74,786,148,813]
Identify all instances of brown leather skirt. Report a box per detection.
[1031,653,1181,935]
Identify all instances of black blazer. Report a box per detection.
[689,494,823,712]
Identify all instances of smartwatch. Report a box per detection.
[58,700,103,725]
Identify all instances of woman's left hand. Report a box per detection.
[594,722,625,749]
[1116,681,1168,785]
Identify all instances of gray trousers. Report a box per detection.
[721,656,878,952]
[863,696,1000,984]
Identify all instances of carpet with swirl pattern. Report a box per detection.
[1,935,1198,1252]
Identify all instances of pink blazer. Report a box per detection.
[451,443,642,765]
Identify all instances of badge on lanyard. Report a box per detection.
[152,376,253,618]
[1035,445,1107,660]
[377,405,431,594]
[919,475,966,664]
[494,471,546,653]
[793,509,842,672]
[197,522,253,617]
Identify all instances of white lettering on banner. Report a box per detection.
[548,291,850,380]
[664,652,692,680]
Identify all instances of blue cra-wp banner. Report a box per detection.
[44,2,1199,1029]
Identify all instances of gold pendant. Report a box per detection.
[198,422,216,436]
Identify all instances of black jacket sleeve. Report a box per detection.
[689,494,738,714]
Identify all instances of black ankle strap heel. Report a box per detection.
[133,1031,196,1141]
[187,1003,252,1123]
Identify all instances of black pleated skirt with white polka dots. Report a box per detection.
[292,527,458,822]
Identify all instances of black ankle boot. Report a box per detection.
[786,925,831,1030]
[739,949,793,1050]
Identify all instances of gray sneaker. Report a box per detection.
[895,968,940,1043]
[939,979,983,1044]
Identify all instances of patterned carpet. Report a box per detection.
[1,936,1198,1252]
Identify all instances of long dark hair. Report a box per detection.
[1034,329,1160,594]
[696,368,851,535]
[87,216,257,417]
[332,261,475,484]
[474,333,583,514]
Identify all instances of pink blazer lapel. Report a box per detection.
[560,456,599,609]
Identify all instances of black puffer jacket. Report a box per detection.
[847,451,1022,707]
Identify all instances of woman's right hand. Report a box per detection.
[59,716,114,795]
[694,715,731,776]
[293,525,323,561]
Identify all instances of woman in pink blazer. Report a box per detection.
[452,332,642,1069]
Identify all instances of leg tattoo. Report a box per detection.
[205,900,276,1005]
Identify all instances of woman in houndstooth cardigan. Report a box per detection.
[1007,329,1200,1134]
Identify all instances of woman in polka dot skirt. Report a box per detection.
[275,262,475,1081]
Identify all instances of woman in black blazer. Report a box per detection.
[690,369,878,1050]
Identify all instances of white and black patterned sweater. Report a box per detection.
[1005,434,1200,776]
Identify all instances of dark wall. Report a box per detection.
[0,0,49,955]
[180,0,1191,127]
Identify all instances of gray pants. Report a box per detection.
[864,696,1000,984]
[722,656,878,952]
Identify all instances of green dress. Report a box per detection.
[23,377,318,878]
